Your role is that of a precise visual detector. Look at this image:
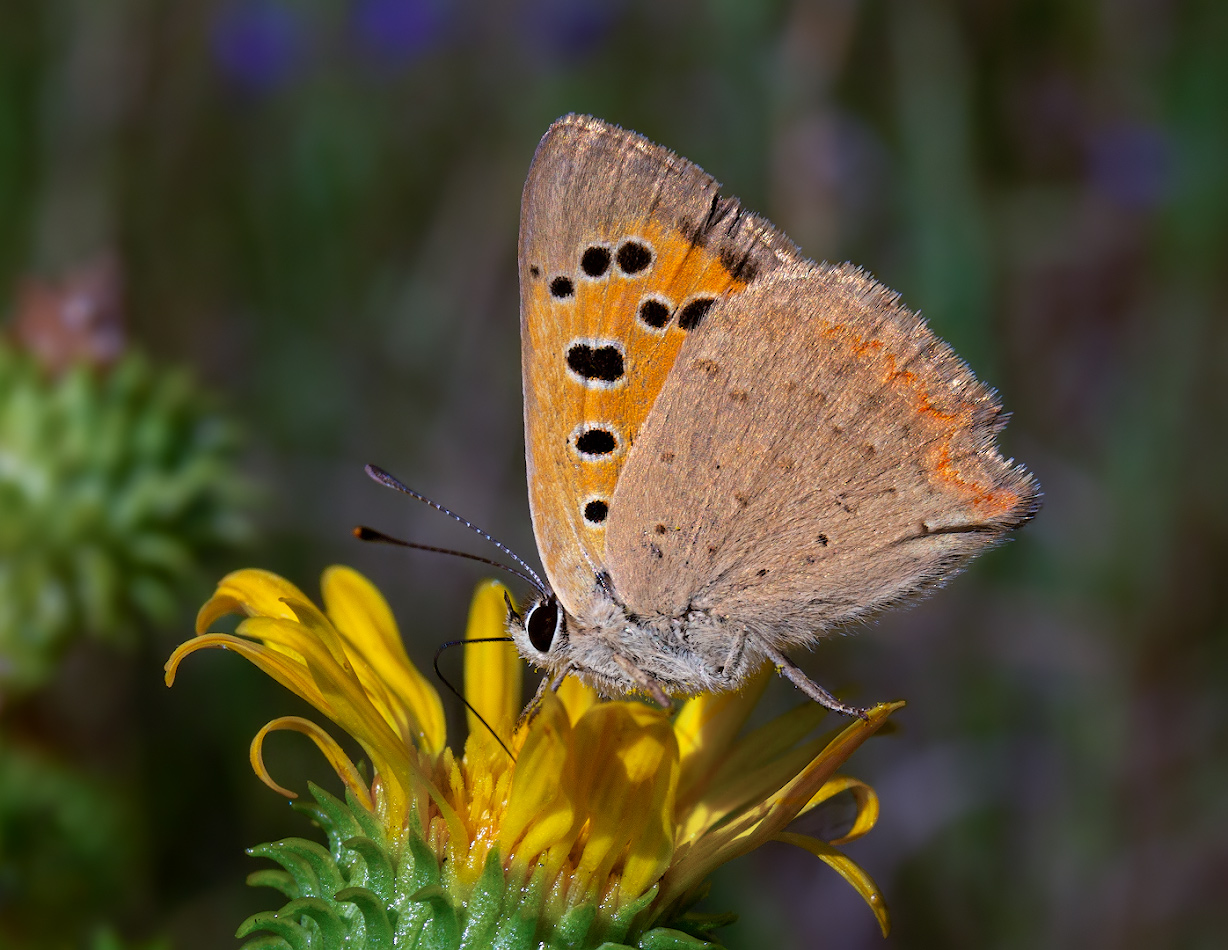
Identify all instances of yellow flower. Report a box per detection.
[166,567,900,949]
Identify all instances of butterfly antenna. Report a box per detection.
[365,464,549,597]
[353,526,544,592]
[434,638,516,762]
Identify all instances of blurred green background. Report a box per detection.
[2,0,1226,947]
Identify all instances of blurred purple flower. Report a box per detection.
[1087,122,1172,210]
[522,0,619,63]
[352,0,444,64]
[212,1,303,94]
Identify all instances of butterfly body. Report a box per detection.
[522,583,761,700]
[508,115,1039,710]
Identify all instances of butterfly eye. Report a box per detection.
[525,597,561,653]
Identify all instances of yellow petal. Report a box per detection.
[173,568,474,845]
[250,715,374,811]
[321,565,447,753]
[674,664,770,807]
[677,700,832,844]
[235,613,396,750]
[556,674,599,724]
[280,595,355,665]
[463,581,521,757]
[499,690,577,863]
[234,615,317,663]
[262,601,420,754]
[774,832,889,936]
[705,699,831,791]
[273,607,421,780]
[572,703,679,899]
[677,731,829,845]
[195,568,310,632]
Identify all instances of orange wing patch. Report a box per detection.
[523,220,751,566]
[823,322,1022,519]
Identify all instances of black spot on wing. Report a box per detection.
[637,298,671,329]
[581,246,611,278]
[616,241,653,274]
[567,344,624,383]
[678,297,715,330]
[575,428,616,457]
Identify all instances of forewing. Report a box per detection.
[519,115,802,616]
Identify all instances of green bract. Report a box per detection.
[241,784,724,950]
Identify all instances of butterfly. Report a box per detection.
[487,115,1040,716]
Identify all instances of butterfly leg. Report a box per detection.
[719,636,747,678]
[517,667,571,729]
[610,654,672,709]
[757,641,869,720]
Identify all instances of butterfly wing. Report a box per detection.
[605,263,1040,642]
[519,115,802,616]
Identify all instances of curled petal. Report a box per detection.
[250,715,374,811]
[165,632,323,707]
[759,703,902,823]
[659,701,901,910]
[774,832,889,936]
[196,568,310,633]
[677,701,836,845]
[167,624,441,839]
[796,775,880,846]
[233,615,414,777]
[237,605,421,764]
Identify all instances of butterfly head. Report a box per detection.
[510,592,569,666]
